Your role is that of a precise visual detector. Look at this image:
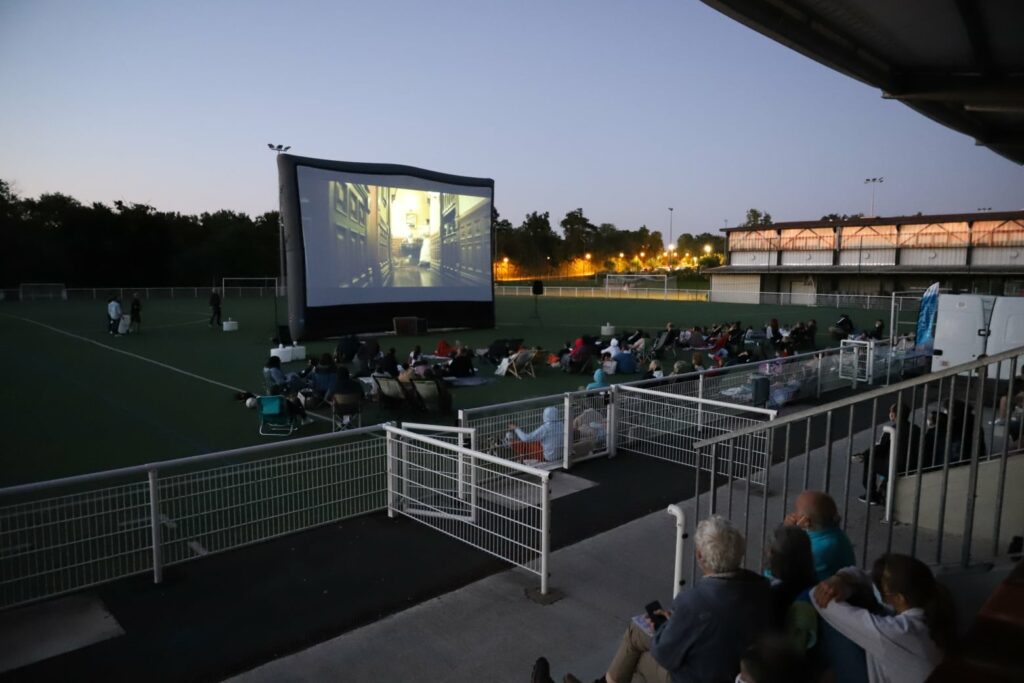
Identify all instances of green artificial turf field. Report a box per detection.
[0,293,882,487]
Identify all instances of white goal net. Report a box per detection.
[220,277,280,298]
[19,282,67,301]
[604,273,669,293]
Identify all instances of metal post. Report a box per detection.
[540,477,551,595]
[608,386,618,458]
[697,373,705,431]
[148,469,163,584]
[562,394,572,470]
[960,367,987,567]
[386,434,396,518]
[457,432,467,501]
[882,426,897,523]
[667,504,686,598]
[816,353,824,399]
[991,357,1016,556]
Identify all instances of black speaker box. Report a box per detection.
[532,280,545,296]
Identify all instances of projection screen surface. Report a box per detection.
[278,155,495,338]
[296,166,493,307]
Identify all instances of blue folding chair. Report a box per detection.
[257,395,295,437]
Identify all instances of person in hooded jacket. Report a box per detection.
[508,406,564,462]
[586,368,609,390]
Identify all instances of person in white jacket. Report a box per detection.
[106,296,123,336]
[812,553,954,683]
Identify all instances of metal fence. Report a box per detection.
[0,427,388,610]
[0,286,285,302]
[385,426,551,594]
[613,385,777,485]
[496,285,918,311]
[676,345,1024,588]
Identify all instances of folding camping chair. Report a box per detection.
[374,375,414,410]
[411,379,452,414]
[507,349,537,379]
[257,395,296,437]
[330,392,362,431]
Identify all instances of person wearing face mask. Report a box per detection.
[812,554,955,683]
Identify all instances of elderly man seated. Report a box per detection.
[783,490,856,581]
[539,515,770,683]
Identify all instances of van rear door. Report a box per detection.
[931,294,991,373]
[984,297,1024,379]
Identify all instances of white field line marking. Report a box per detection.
[4,314,245,393]
[187,540,209,556]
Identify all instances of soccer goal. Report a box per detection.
[604,273,669,295]
[18,282,67,301]
[220,277,280,299]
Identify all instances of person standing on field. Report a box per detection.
[130,292,142,333]
[106,296,122,336]
[209,288,222,328]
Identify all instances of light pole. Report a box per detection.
[668,207,674,247]
[864,177,884,216]
[267,143,291,328]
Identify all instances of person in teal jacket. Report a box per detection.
[784,490,856,580]
[585,368,609,390]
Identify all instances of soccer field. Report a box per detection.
[0,294,860,487]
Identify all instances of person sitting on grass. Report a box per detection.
[308,353,338,406]
[508,406,564,463]
[813,554,954,683]
[263,355,306,394]
[642,359,663,380]
[445,347,476,378]
[611,345,636,374]
[544,515,771,683]
[586,368,609,390]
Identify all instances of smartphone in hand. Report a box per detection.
[645,600,667,629]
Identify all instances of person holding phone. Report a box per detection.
[551,515,771,683]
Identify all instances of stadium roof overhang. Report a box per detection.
[700,0,1024,165]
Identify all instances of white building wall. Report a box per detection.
[971,247,1024,266]
[709,273,760,304]
[838,248,896,266]
[900,248,967,266]
[780,250,832,266]
[729,251,775,267]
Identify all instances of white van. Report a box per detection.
[931,294,1024,379]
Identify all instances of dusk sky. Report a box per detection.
[2,0,1022,239]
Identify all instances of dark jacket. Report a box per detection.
[651,569,771,683]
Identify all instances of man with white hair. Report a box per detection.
[549,515,771,683]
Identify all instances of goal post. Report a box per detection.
[220,277,280,299]
[18,283,67,301]
[604,273,670,295]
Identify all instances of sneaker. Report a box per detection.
[531,657,554,683]
[301,417,315,426]
[851,453,864,464]
[858,494,882,506]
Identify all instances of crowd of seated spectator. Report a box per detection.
[533,490,954,683]
[855,398,989,505]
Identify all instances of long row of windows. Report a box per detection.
[728,220,1024,251]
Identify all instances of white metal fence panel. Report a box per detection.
[459,396,565,465]
[0,428,388,611]
[0,482,152,610]
[385,427,551,593]
[613,386,776,485]
[157,436,388,567]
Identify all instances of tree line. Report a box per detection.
[1,178,742,286]
[0,180,279,286]
[495,207,727,271]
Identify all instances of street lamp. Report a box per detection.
[668,207,674,246]
[864,177,884,216]
[703,244,712,254]
[585,253,592,260]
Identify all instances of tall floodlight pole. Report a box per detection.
[668,207,674,247]
[267,143,291,328]
[864,177,884,216]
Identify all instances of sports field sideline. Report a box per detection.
[0,294,873,488]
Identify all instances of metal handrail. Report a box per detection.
[383,425,551,480]
[0,424,388,498]
[619,384,779,417]
[694,343,1024,449]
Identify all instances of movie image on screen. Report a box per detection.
[297,166,492,307]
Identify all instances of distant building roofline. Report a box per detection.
[723,210,1024,233]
